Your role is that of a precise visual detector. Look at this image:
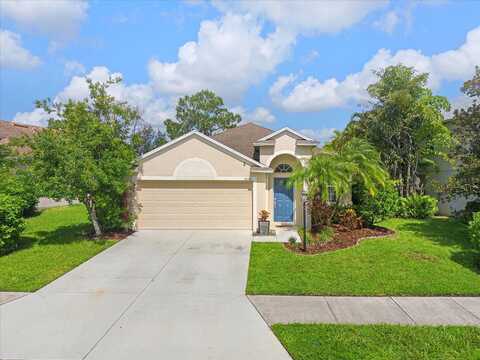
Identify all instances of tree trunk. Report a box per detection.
[84,195,102,237]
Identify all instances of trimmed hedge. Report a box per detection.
[469,212,480,250]
[0,193,25,254]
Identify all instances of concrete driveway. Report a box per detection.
[0,230,291,360]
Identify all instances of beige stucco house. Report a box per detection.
[134,123,317,231]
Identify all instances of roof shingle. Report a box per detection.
[213,122,273,159]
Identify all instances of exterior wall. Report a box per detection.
[274,133,298,154]
[259,145,274,166]
[139,136,251,179]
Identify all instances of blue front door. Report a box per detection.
[274,178,294,222]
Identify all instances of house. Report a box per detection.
[134,123,317,231]
[0,120,42,152]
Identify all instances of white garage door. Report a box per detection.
[136,180,252,229]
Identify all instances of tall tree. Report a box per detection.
[447,66,480,200]
[164,89,241,139]
[131,122,166,156]
[29,78,137,236]
[348,65,452,196]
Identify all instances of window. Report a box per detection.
[275,164,293,173]
[327,185,337,203]
[253,147,260,161]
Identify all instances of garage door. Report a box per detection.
[136,180,252,229]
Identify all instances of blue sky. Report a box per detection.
[1,0,479,142]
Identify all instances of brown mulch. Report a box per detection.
[96,230,134,241]
[285,224,394,255]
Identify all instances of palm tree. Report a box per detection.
[290,136,388,228]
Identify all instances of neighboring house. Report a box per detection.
[0,120,42,151]
[135,123,317,231]
[426,157,477,216]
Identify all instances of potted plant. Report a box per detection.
[258,210,270,235]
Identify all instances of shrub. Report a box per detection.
[469,212,480,250]
[95,193,133,232]
[457,200,480,224]
[336,208,363,230]
[0,170,38,217]
[309,199,335,231]
[0,193,25,254]
[288,236,297,246]
[400,195,438,219]
[353,181,401,226]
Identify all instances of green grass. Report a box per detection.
[247,217,480,295]
[0,205,115,292]
[272,324,480,360]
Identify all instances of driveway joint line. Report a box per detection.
[389,297,417,324]
[450,297,480,322]
[80,232,194,360]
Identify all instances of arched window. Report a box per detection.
[275,164,293,173]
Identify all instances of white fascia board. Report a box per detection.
[257,127,314,142]
[139,130,267,168]
[139,175,251,181]
[251,167,273,173]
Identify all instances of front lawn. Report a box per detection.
[0,205,115,292]
[272,324,480,360]
[247,217,480,296]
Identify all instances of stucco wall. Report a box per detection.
[139,136,251,178]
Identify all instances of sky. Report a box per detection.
[1,0,479,143]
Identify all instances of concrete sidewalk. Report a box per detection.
[249,295,480,325]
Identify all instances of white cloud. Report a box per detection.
[14,66,174,127]
[299,128,337,145]
[64,60,86,76]
[0,30,41,70]
[214,1,386,35]
[13,108,50,127]
[0,0,88,40]
[232,106,276,124]
[271,26,480,112]
[148,13,294,101]
[373,11,399,33]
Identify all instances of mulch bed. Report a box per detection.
[285,224,394,255]
[96,230,134,241]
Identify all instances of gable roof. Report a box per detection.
[257,127,313,142]
[0,120,42,145]
[212,122,273,159]
[140,130,268,168]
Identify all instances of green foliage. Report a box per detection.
[447,66,480,201]
[457,200,480,223]
[291,137,388,202]
[298,226,333,245]
[468,212,480,250]
[353,180,401,225]
[348,64,452,196]
[30,78,137,235]
[247,217,480,296]
[273,324,480,360]
[164,89,241,139]
[0,144,38,217]
[400,194,438,219]
[0,193,25,254]
[0,205,114,291]
[131,123,166,156]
